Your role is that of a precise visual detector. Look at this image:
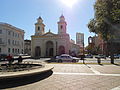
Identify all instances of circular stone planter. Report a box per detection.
[0,62,54,80]
[0,63,43,72]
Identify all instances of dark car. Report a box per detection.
[109,54,120,59]
[95,54,106,59]
[85,54,93,58]
[0,54,7,61]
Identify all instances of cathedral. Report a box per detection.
[31,15,80,57]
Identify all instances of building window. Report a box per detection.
[15,49,17,53]
[0,38,2,44]
[38,26,40,30]
[12,40,14,45]
[22,49,23,54]
[13,32,14,37]
[8,48,10,53]
[16,33,17,37]
[8,31,11,35]
[8,39,10,45]
[61,25,63,29]
[18,49,19,53]
[15,41,16,45]
[0,48,1,53]
[0,30,2,34]
[18,34,19,37]
[12,48,14,53]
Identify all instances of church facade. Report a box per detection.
[31,15,80,57]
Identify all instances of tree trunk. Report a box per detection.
[110,54,114,64]
[109,42,114,64]
[110,55,114,64]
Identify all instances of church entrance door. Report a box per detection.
[46,41,54,57]
[35,46,41,57]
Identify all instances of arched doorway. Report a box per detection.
[59,45,65,55]
[35,46,41,57]
[46,41,54,57]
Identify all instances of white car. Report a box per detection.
[56,54,80,62]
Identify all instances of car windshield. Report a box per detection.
[60,56,67,58]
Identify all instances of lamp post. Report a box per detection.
[82,41,84,55]
[82,35,84,55]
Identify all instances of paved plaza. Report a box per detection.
[1,59,119,90]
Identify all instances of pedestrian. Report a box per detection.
[18,56,23,64]
[6,54,13,64]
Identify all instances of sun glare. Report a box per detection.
[61,0,78,8]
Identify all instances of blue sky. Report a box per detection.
[0,0,95,46]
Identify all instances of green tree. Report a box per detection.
[88,0,120,64]
[86,44,101,55]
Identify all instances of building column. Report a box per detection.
[53,41,56,56]
[31,39,34,57]
[41,40,45,57]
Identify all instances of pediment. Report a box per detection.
[43,32,57,36]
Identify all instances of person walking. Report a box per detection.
[7,54,13,64]
[18,56,23,64]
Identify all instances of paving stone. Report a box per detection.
[4,64,120,90]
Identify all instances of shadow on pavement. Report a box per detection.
[98,64,104,66]
[113,63,120,66]
[0,70,53,89]
[45,59,56,63]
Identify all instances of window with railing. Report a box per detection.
[8,48,10,53]
[0,30,2,34]
[0,48,1,53]
[12,48,14,53]
[0,38,2,44]
[8,39,10,45]
[12,40,14,45]
[8,31,11,35]
[13,32,14,37]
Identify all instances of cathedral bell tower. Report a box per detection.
[35,16,45,35]
[57,14,67,34]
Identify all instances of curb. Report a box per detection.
[47,62,120,65]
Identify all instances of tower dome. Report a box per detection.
[60,14,65,21]
[37,16,43,23]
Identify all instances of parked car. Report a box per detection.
[117,54,120,58]
[0,54,7,61]
[17,53,28,56]
[85,54,93,58]
[95,54,106,59]
[56,54,80,62]
[109,54,120,59]
[113,54,119,59]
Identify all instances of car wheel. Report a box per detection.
[58,59,62,63]
[72,59,76,63]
